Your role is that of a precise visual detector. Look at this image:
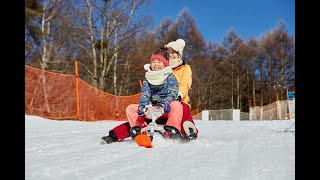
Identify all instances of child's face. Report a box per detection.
[167,47,179,60]
[151,59,166,71]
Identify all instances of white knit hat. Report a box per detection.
[165,39,185,57]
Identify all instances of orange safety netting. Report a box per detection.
[25,65,199,121]
[77,79,140,121]
[25,66,78,119]
[190,108,199,117]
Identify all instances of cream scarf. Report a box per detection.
[144,64,173,85]
[169,57,183,68]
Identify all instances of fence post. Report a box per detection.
[276,100,281,120]
[202,110,209,121]
[286,88,290,119]
[233,109,240,121]
[75,61,80,120]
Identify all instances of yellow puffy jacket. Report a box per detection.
[172,63,192,106]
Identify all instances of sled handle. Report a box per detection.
[144,104,164,122]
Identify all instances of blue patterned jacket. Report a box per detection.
[139,65,179,110]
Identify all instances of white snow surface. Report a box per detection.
[26,115,295,180]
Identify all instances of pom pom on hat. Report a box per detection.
[165,39,185,57]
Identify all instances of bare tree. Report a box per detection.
[272,21,295,100]
[40,0,61,70]
[71,0,150,93]
[247,37,259,106]
[222,30,242,108]
[25,0,43,62]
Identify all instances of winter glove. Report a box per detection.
[177,95,182,102]
[177,92,183,102]
[138,105,147,116]
[162,103,171,113]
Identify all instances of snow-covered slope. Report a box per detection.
[25,115,295,180]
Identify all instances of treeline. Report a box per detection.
[25,0,295,112]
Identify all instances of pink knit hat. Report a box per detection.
[150,47,170,66]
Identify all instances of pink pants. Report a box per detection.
[126,101,183,132]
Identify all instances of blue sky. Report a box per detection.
[144,0,295,43]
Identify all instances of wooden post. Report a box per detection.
[286,88,290,120]
[75,61,80,120]
[139,80,142,88]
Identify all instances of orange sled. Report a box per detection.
[134,105,166,148]
[135,134,153,148]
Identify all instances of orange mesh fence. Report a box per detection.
[78,79,140,121]
[190,107,199,117]
[25,66,78,119]
[25,64,199,121]
[26,65,141,121]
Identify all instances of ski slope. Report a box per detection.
[25,115,295,180]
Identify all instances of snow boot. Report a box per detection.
[163,125,184,141]
[101,136,114,144]
[182,121,198,140]
[130,126,142,140]
[100,130,118,144]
